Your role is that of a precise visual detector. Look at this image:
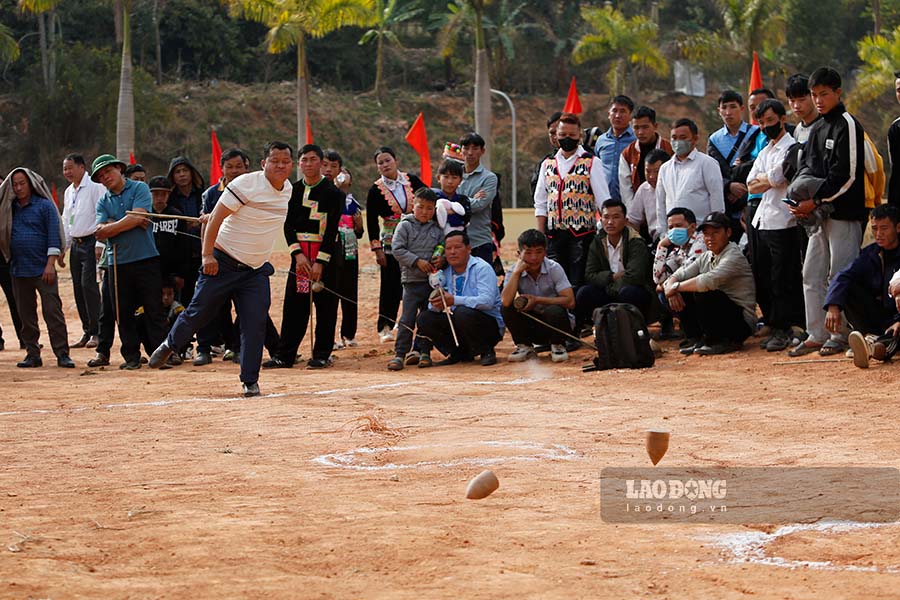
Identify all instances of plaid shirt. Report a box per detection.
[10,195,61,278]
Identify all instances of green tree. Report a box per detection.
[229,0,376,152]
[572,5,668,95]
[482,0,532,90]
[18,0,64,93]
[0,24,20,63]
[359,0,421,100]
[850,26,900,109]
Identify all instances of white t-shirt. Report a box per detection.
[216,171,292,269]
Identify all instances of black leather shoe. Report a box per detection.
[480,351,497,366]
[436,353,463,367]
[306,358,328,369]
[192,352,212,366]
[57,354,75,368]
[16,355,42,368]
[262,357,292,369]
[119,360,142,370]
[148,342,173,368]
[87,353,110,367]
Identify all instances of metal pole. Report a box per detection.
[490,89,517,209]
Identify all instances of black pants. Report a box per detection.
[0,258,23,346]
[95,270,118,357]
[69,235,101,337]
[502,304,571,346]
[378,253,403,332]
[11,276,69,358]
[743,202,767,323]
[471,242,494,265]
[844,284,898,338]
[110,257,167,363]
[275,267,338,362]
[574,284,652,328]
[335,258,359,340]
[679,290,752,344]
[546,229,594,289]
[756,227,805,331]
[416,306,502,358]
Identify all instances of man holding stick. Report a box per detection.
[148,142,294,397]
[92,154,167,370]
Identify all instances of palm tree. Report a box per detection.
[359,0,421,100]
[18,0,64,93]
[116,0,134,160]
[850,26,900,110]
[572,5,668,96]
[230,0,376,153]
[482,0,532,90]
[0,24,20,63]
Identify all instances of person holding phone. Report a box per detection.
[745,99,804,352]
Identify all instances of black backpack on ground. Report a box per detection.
[583,303,655,372]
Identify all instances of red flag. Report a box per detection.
[306,116,314,145]
[405,112,431,186]
[129,152,136,165]
[748,52,763,124]
[563,76,582,114]
[210,129,223,184]
[51,182,58,207]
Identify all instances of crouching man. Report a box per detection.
[501,229,575,363]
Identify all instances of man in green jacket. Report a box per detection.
[575,199,655,328]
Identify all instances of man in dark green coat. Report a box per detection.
[575,199,656,328]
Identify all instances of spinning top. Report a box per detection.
[466,470,500,500]
[646,430,670,466]
[513,295,528,311]
[311,281,324,293]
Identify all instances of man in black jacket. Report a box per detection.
[888,70,900,207]
[788,67,868,358]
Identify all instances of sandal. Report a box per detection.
[418,353,433,368]
[387,356,404,371]
[788,340,822,357]
[819,339,848,356]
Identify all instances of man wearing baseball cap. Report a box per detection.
[661,211,757,355]
[91,154,168,369]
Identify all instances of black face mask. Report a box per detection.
[559,137,579,152]
[763,123,782,140]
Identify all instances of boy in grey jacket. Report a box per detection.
[388,188,445,370]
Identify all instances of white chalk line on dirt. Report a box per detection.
[708,520,900,573]
[311,440,579,471]
[0,377,554,417]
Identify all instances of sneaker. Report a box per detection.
[387,356,404,371]
[343,337,358,347]
[533,343,550,354]
[222,350,236,361]
[57,354,75,368]
[695,341,741,356]
[765,330,791,352]
[87,353,110,367]
[333,339,345,351]
[306,358,329,369]
[480,351,497,366]
[182,346,194,360]
[848,331,872,369]
[550,344,569,363]
[86,335,99,349]
[508,344,536,362]
[378,326,393,344]
[679,340,703,355]
[242,382,261,397]
[148,341,173,368]
[210,345,225,357]
[71,334,90,348]
[193,352,212,366]
[404,351,420,366]
[262,357,292,369]
[119,360,142,370]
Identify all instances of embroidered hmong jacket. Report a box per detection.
[284,177,344,265]
[543,152,598,233]
[365,172,426,253]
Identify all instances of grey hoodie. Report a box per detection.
[391,213,444,283]
[0,168,67,263]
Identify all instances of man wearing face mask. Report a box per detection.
[534,112,611,289]
[653,207,707,340]
[530,112,562,197]
[746,99,804,352]
[655,118,725,239]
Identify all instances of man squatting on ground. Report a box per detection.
[148,141,295,397]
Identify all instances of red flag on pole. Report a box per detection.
[748,52,763,124]
[405,112,431,186]
[210,129,223,184]
[563,76,582,114]
[129,152,136,165]
[51,182,58,207]
[306,116,314,145]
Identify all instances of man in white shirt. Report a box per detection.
[534,112,611,288]
[655,118,725,237]
[628,148,669,241]
[746,99,805,352]
[149,141,295,397]
[62,153,106,348]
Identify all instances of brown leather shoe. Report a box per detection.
[71,334,90,348]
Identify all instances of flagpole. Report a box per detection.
[490,89,516,209]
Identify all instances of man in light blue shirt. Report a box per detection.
[593,95,636,201]
[416,230,504,367]
[456,132,499,265]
